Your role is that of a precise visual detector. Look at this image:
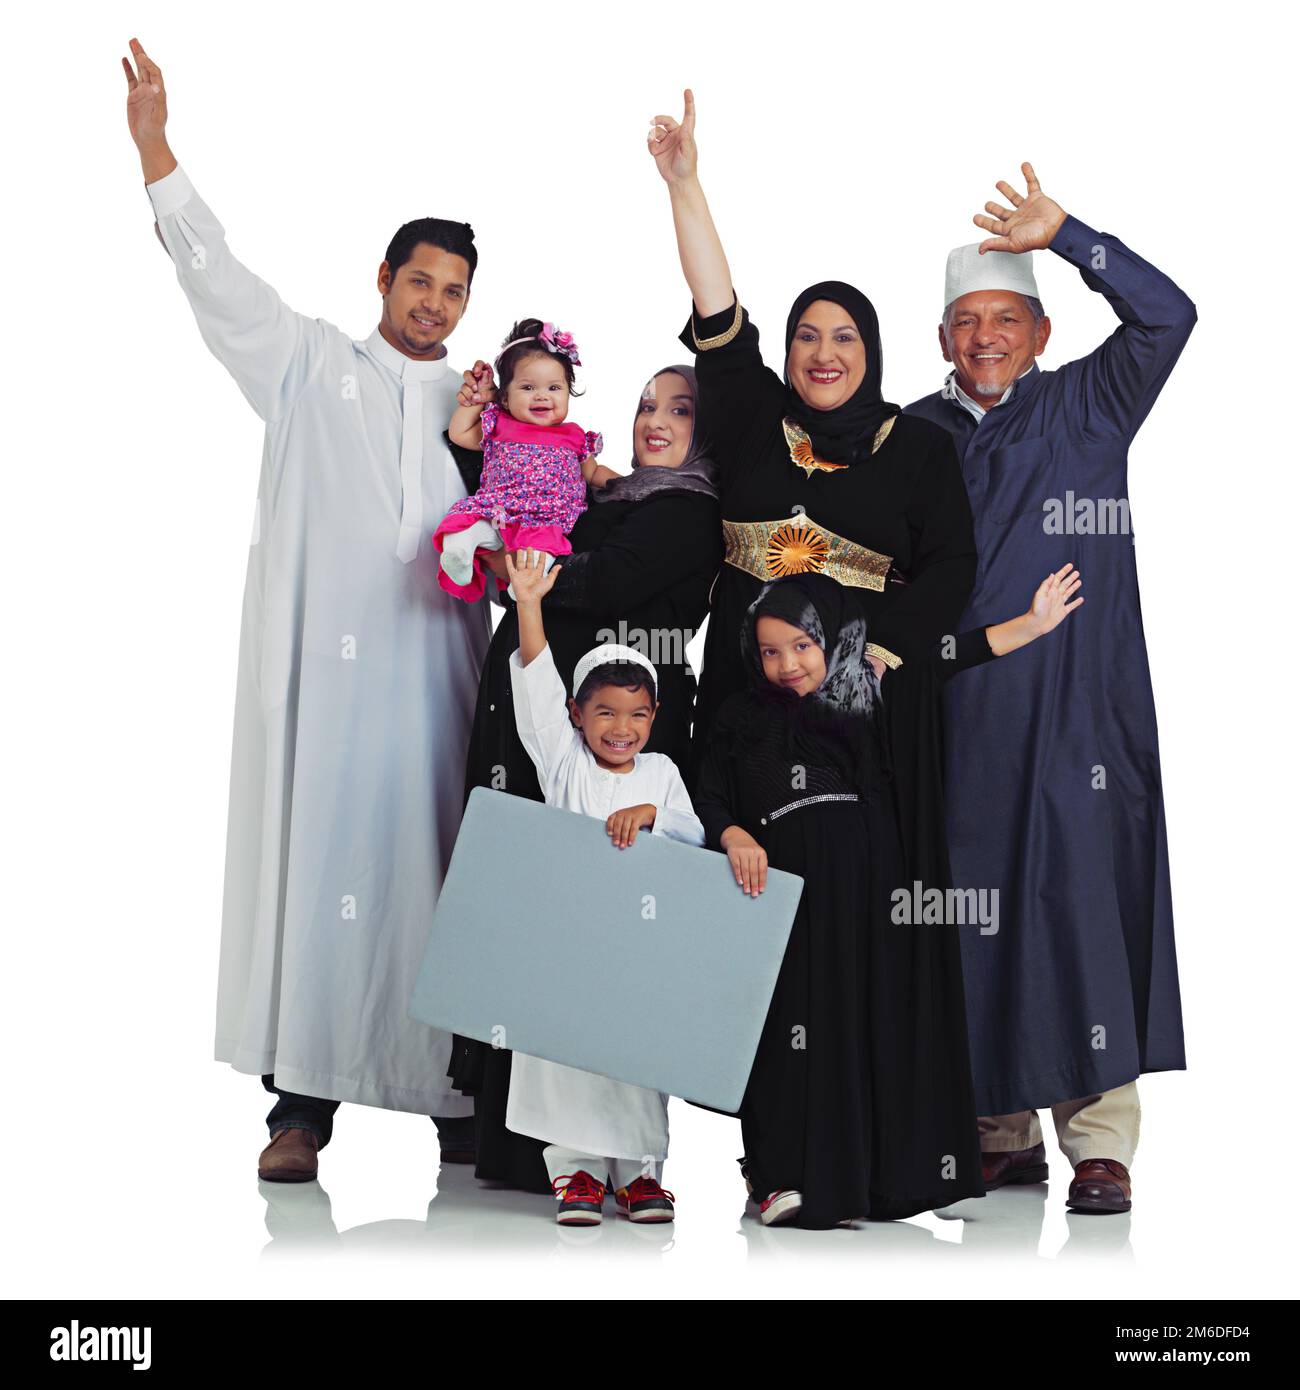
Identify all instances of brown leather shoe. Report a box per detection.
[981,1141,1048,1189]
[258,1126,319,1183]
[1067,1158,1131,1213]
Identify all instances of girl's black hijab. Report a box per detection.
[737,573,885,797]
[783,281,900,466]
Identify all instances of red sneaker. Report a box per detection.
[759,1189,803,1226]
[552,1170,607,1226]
[614,1176,676,1223]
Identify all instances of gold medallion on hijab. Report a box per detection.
[782,415,896,477]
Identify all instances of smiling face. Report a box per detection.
[503,351,571,427]
[377,242,471,359]
[786,299,868,411]
[756,615,826,698]
[633,371,694,468]
[567,681,658,771]
[940,290,1051,401]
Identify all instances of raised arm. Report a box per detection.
[936,564,1084,681]
[123,38,177,184]
[650,92,786,477]
[508,550,559,666]
[124,38,328,423]
[506,553,575,784]
[983,562,1083,656]
[974,161,1197,440]
[649,90,734,318]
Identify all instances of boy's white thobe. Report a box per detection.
[505,643,705,1161]
[147,166,491,1114]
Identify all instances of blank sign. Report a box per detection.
[409,786,803,1112]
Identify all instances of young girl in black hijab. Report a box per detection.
[694,568,1083,1228]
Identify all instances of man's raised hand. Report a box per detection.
[122,38,168,147]
[973,162,1068,255]
[122,37,176,183]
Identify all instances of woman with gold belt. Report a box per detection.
[649,91,986,1220]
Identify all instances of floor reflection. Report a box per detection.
[258,1163,676,1261]
[258,1164,1130,1265]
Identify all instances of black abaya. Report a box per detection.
[692,576,986,1227]
[682,296,987,1223]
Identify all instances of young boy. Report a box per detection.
[504,548,706,1225]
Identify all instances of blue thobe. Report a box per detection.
[907,214,1195,1115]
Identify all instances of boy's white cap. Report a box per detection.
[573,644,658,697]
[944,244,1040,311]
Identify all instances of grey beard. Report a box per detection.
[972,377,1006,398]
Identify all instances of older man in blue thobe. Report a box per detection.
[907,164,1194,1214]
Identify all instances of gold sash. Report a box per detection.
[722,515,894,592]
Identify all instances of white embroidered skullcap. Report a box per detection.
[944,243,1040,311]
[572,643,658,697]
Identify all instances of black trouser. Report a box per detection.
[261,1074,475,1151]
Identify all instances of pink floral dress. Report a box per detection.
[433,403,603,601]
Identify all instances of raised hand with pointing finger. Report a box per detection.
[647,89,699,187]
[647,89,734,321]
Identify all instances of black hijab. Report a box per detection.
[737,573,886,798]
[782,280,900,466]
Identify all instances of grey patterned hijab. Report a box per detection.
[591,364,718,504]
[741,573,879,716]
[738,573,883,795]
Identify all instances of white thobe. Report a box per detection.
[147,166,491,1114]
[503,643,705,1160]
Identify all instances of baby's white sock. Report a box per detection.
[441,519,501,586]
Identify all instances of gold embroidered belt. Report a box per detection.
[722,515,894,593]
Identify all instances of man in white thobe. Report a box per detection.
[124,40,496,1181]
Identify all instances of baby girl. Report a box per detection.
[433,318,619,601]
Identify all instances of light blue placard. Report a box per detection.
[409,786,803,1112]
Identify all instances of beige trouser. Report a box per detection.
[978,1082,1140,1168]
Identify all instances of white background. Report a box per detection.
[3,0,1296,1301]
